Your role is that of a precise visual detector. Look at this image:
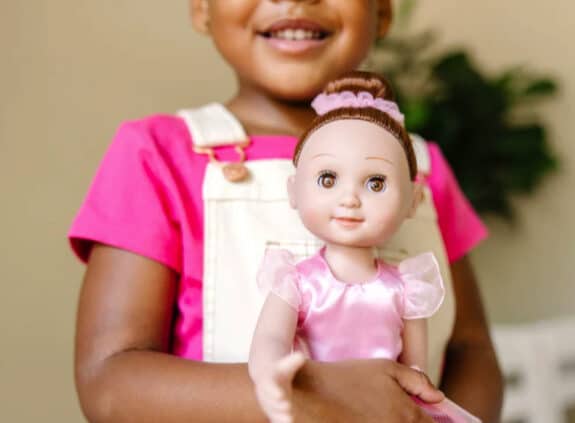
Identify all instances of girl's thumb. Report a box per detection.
[393,364,445,403]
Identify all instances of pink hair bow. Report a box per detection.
[311,91,405,125]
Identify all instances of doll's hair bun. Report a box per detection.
[294,71,417,180]
[323,71,396,102]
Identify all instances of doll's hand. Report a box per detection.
[292,358,444,423]
[254,352,306,423]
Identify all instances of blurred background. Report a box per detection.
[1,0,573,421]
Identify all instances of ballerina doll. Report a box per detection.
[248,72,480,423]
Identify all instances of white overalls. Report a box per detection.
[178,103,455,385]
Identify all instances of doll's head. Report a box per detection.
[189,1,392,101]
[288,71,421,248]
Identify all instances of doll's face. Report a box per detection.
[288,119,417,248]
[190,0,391,101]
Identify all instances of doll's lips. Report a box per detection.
[332,217,364,228]
[257,19,331,54]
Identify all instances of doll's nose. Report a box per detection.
[339,190,361,208]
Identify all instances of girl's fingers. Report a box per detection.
[409,364,423,373]
[392,363,445,403]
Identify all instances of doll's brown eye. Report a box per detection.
[366,175,386,193]
[317,171,337,189]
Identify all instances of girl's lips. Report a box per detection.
[257,18,331,55]
[261,18,329,34]
[262,36,327,54]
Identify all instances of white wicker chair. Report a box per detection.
[492,317,575,423]
[535,317,575,422]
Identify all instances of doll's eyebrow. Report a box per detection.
[365,156,394,165]
[312,153,336,159]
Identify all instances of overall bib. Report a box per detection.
[178,103,455,385]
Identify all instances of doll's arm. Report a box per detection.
[249,292,300,380]
[249,293,306,423]
[400,318,428,373]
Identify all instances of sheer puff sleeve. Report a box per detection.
[257,248,302,310]
[399,252,445,320]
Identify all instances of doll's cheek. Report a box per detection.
[298,205,328,235]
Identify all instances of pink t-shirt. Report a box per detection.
[69,114,487,360]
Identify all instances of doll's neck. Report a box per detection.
[225,84,317,137]
[323,244,377,284]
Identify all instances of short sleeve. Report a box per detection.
[68,120,182,271]
[399,252,445,320]
[426,143,488,262]
[257,248,301,310]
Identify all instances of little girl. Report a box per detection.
[249,71,480,423]
[70,1,502,422]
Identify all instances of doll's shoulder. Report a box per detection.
[257,248,305,310]
[293,251,325,278]
[391,252,446,320]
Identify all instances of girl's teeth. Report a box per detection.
[270,29,321,40]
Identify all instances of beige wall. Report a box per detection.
[1,1,573,421]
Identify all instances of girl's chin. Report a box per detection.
[253,64,340,101]
[263,37,328,55]
[261,78,328,102]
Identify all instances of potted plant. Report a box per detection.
[368,0,557,218]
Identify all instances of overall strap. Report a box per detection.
[177,104,431,180]
[177,103,251,182]
[410,133,431,176]
[177,103,248,148]
[177,103,430,168]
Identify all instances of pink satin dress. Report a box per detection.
[257,247,445,362]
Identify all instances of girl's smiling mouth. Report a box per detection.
[257,18,331,54]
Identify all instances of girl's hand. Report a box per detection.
[293,358,444,423]
[254,353,306,423]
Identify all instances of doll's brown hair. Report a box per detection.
[294,71,417,180]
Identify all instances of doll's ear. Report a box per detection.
[377,0,393,38]
[407,182,423,218]
[287,175,297,209]
[190,0,210,34]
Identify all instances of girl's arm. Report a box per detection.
[400,318,428,373]
[440,255,504,423]
[76,244,442,422]
[75,244,269,422]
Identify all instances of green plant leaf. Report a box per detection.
[522,78,558,97]
[369,16,558,220]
